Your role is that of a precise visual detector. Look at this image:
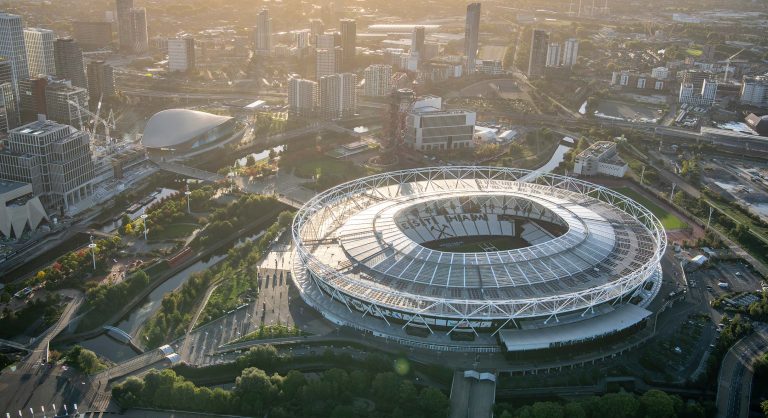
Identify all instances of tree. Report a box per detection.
[278,211,294,228]
[372,372,400,409]
[66,346,103,374]
[563,403,587,418]
[594,391,640,418]
[246,155,257,166]
[235,367,277,415]
[119,214,132,235]
[77,349,101,374]
[418,387,449,418]
[530,401,564,418]
[329,405,356,418]
[397,380,419,411]
[673,191,686,207]
[281,370,307,399]
[640,390,676,418]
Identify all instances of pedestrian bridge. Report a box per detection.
[0,338,30,352]
[103,326,132,344]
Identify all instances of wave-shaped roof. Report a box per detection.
[141,109,233,148]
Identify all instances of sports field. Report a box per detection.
[423,236,530,252]
[613,187,688,230]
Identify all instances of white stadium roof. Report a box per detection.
[498,304,651,351]
[142,109,233,148]
[293,167,666,322]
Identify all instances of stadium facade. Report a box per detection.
[292,167,666,352]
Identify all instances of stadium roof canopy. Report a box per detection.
[142,109,233,148]
[497,304,651,351]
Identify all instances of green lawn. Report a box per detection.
[150,223,198,240]
[198,268,258,325]
[613,187,688,230]
[686,48,703,57]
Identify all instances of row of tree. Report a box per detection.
[143,211,293,348]
[133,186,217,238]
[30,236,123,290]
[80,270,150,331]
[64,346,105,374]
[113,364,448,418]
[141,272,211,348]
[497,389,708,418]
[673,187,768,266]
[199,211,293,322]
[194,194,279,249]
[0,294,62,339]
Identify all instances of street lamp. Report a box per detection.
[88,236,97,270]
[185,190,192,213]
[140,213,149,240]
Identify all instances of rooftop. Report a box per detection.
[141,109,234,148]
[498,304,651,351]
[11,119,73,136]
[0,180,28,195]
[577,141,616,159]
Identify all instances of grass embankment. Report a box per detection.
[278,134,368,190]
[612,187,688,230]
[141,211,294,348]
[148,223,198,241]
[491,130,562,170]
[196,212,294,326]
[232,324,309,343]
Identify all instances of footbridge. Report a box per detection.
[0,338,31,352]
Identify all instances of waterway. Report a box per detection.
[78,231,267,363]
[236,144,285,167]
[98,188,179,233]
[517,138,573,182]
[579,100,588,115]
[536,143,573,174]
[78,254,226,362]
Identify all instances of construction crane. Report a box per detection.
[68,99,117,144]
[723,48,744,83]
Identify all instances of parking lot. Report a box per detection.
[688,260,764,297]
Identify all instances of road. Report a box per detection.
[0,295,83,416]
[120,87,286,101]
[20,295,84,374]
[716,326,768,418]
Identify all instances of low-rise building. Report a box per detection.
[611,70,666,91]
[0,180,48,239]
[405,105,476,151]
[573,141,628,177]
[745,113,768,136]
[477,60,503,75]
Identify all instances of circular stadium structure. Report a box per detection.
[141,109,237,160]
[292,167,666,352]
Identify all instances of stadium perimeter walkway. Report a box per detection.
[449,371,496,418]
